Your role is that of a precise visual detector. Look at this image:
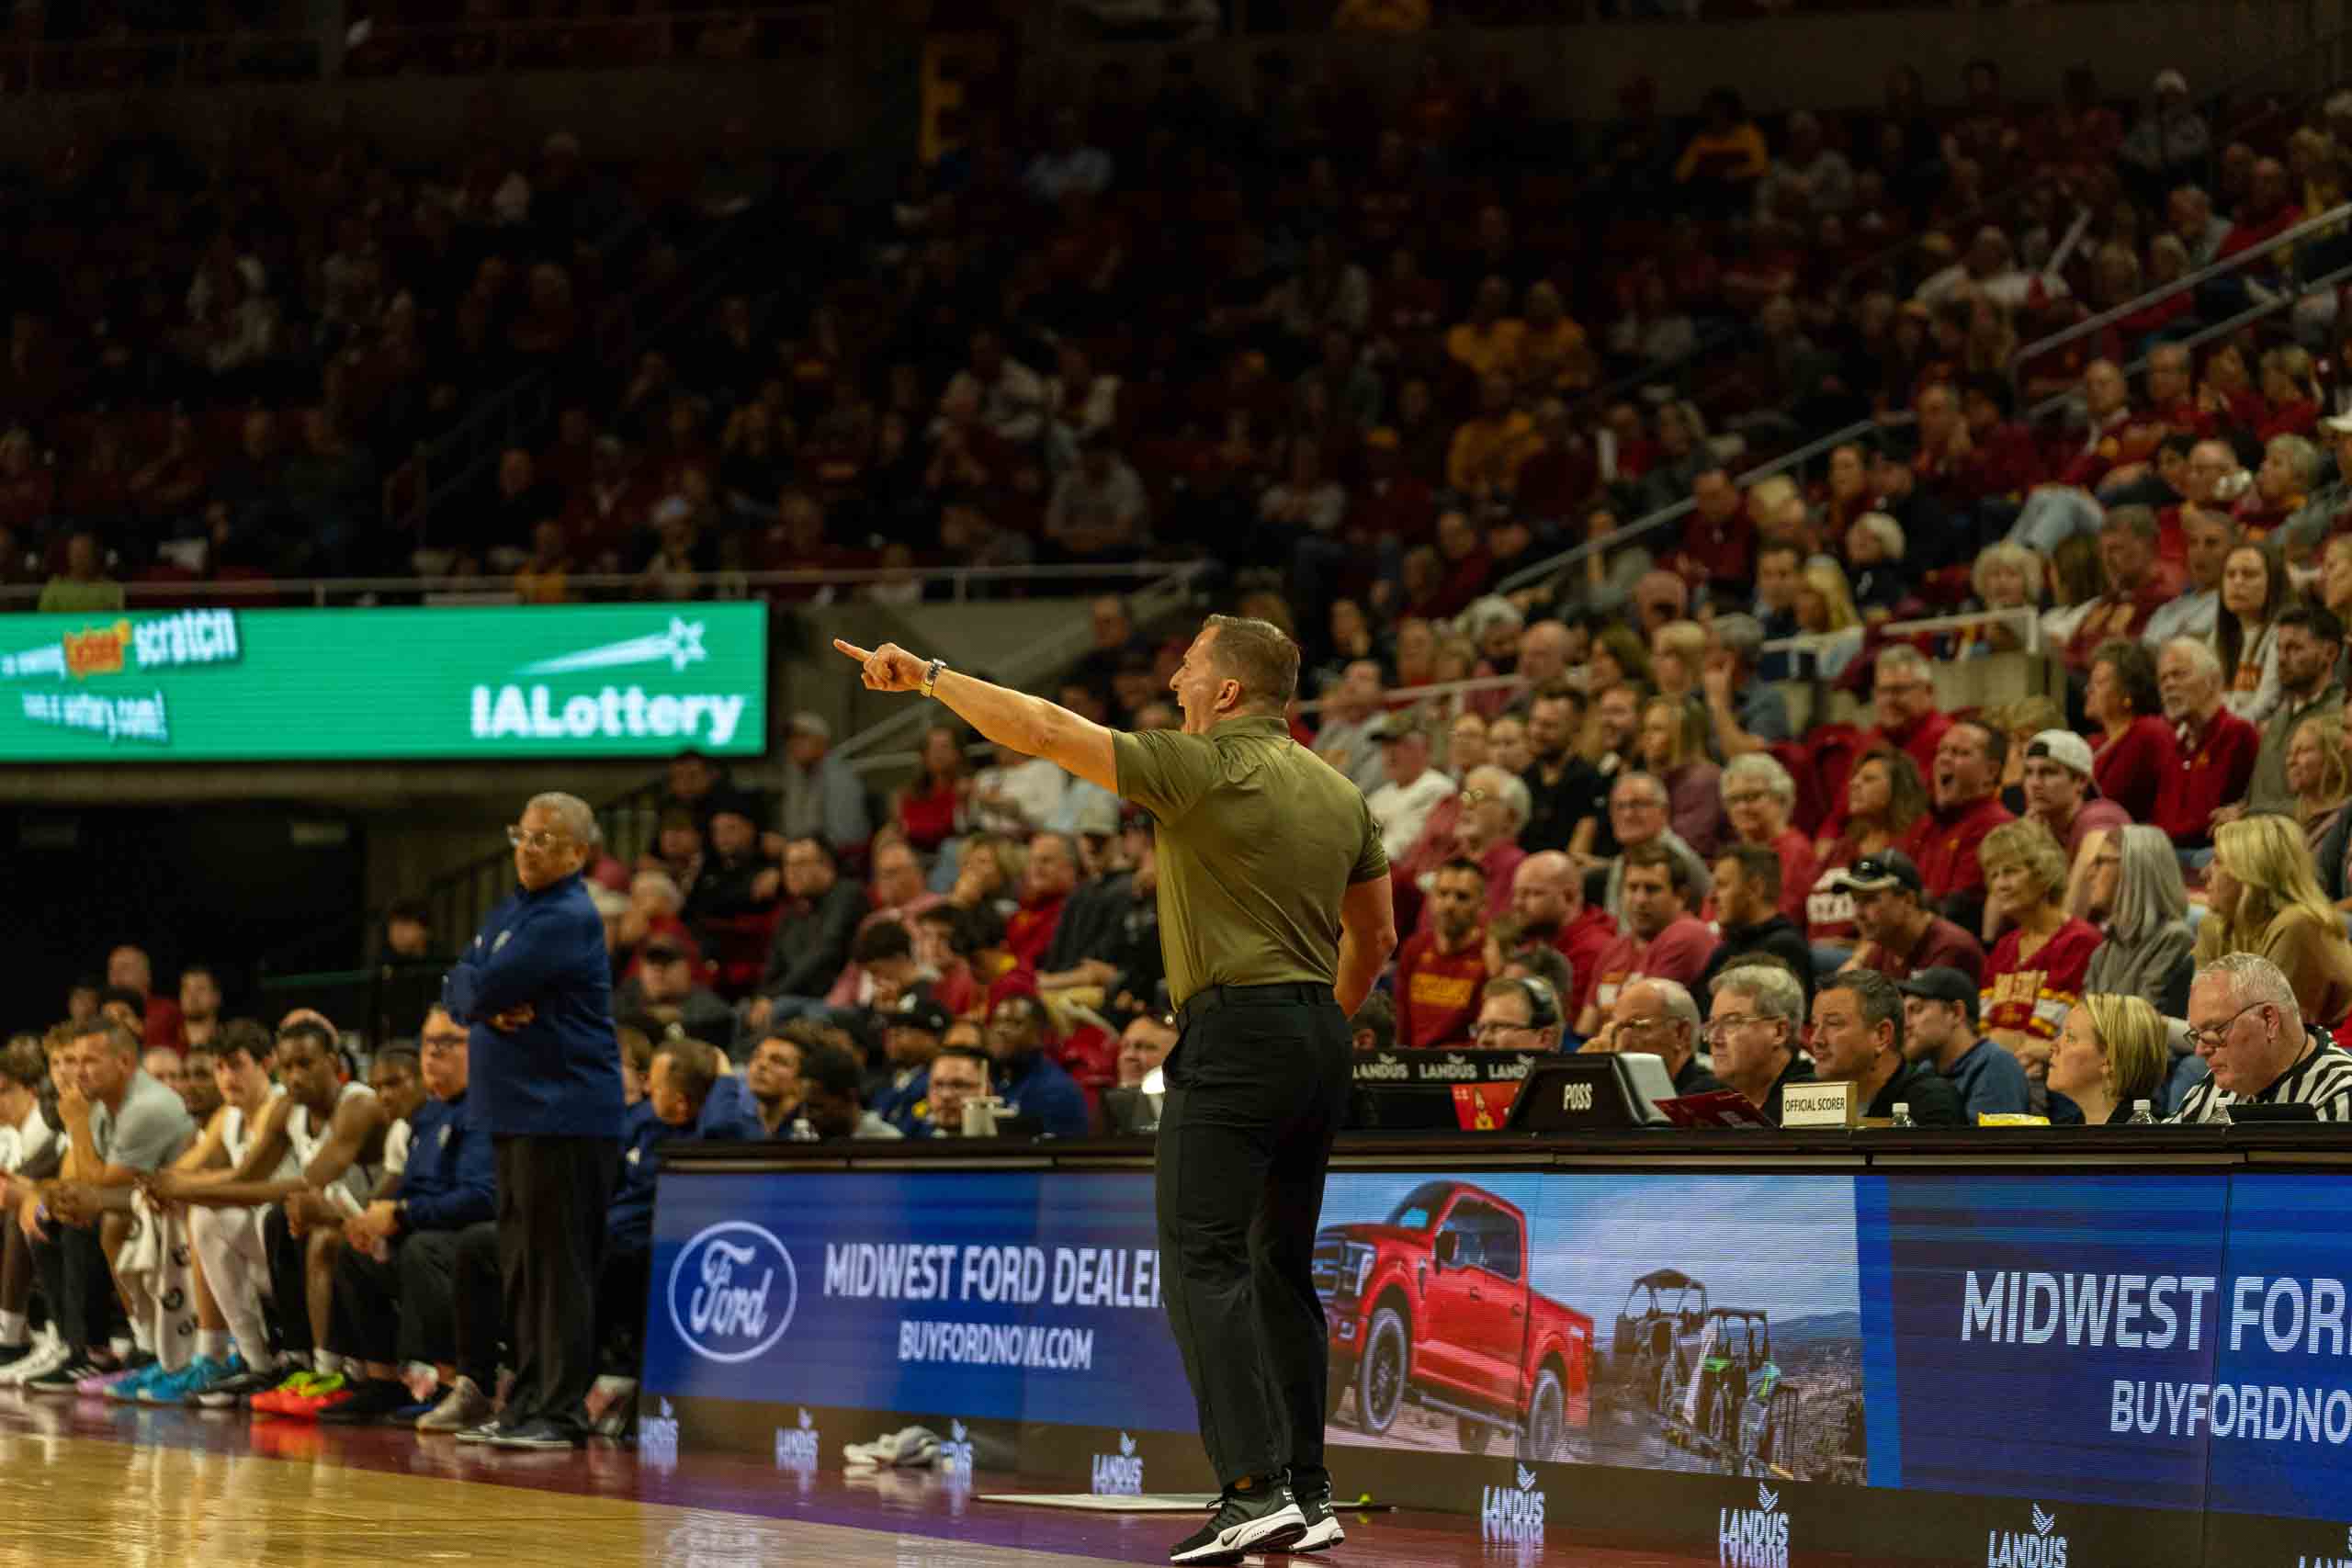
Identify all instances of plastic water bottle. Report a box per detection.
[2127,1100,2154,1124]
[1890,1102,1916,1128]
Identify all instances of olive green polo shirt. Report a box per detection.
[1114,715,1388,1008]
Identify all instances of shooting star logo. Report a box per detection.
[1517,1465,1539,1492]
[1120,1433,1137,1457]
[2030,1505,2055,1537]
[519,616,707,676]
[1758,1484,1781,1515]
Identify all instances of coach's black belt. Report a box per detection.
[1174,981,1332,1030]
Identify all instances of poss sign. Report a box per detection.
[0,604,765,761]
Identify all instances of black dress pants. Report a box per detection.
[495,1135,616,1436]
[261,1205,311,1356]
[449,1220,502,1392]
[1153,983,1351,1490]
[329,1228,461,1367]
[28,1224,114,1352]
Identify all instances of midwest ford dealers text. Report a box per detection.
[1962,1269,2352,1447]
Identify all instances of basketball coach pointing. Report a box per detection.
[838,617,1396,1565]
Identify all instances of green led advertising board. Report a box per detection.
[0,603,768,761]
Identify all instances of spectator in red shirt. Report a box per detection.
[107,944,183,1052]
[1572,843,1714,1036]
[2021,730,2132,865]
[2063,506,2172,671]
[1953,375,2045,502]
[1003,829,1078,970]
[1512,850,1617,1021]
[2055,359,2139,491]
[1870,645,1953,786]
[1674,466,1755,602]
[1978,819,2105,1071]
[1837,849,1988,985]
[1394,859,1492,1047]
[1720,753,1816,928]
[2087,639,2178,821]
[1442,765,1529,923]
[2154,636,2261,848]
[1900,718,2017,932]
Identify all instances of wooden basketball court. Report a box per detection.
[0,1395,1839,1566]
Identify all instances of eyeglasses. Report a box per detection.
[1613,795,1667,813]
[1614,1014,1670,1035]
[2186,1000,2269,1052]
[1460,788,1491,806]
[1724,790,1773,807]
[506,825,567,852]
[1471,1020,1538,1042]
[1704,1013,1771,1040]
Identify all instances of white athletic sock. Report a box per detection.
[0,1310,27,1345]
[197,1330,230,1361]
[316,1352,345,1377]
[110,1335,135,1359]
[130,1321,156,1355]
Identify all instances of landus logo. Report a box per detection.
[939,1418,976,1475]
[1986,1502,2067,1568]
[640,1396,681,1467]
[469,617,748,746]
[1720,1482,1791,1568]
[2291,1524,2352,1568]
[774,1407,820,1472]
[1091,1432,1143,1495]
[1480,1463,1546,1547]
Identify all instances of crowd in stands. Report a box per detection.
[14,47,2352,624]
[17,36,2352,1449]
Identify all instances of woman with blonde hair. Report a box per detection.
[1978,818,2106,1074]
[2284,716,2352,855]
[2196,813,2352,1028]
[2049,994,2172,1124]
[2077,825,2196,1017]
[1638,693,1724,855]
[1951,539,2042,658]
[1793,557,1865,679]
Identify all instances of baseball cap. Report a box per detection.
[2322,412,2352,437]
[1898,966,1982,1021]
[1833,850,1923,896]
[1369,715,1426,744]
[2154,68,2188,94]
[889,998,955,1037]
[788,711,831,740]
[2025,729,2095,778]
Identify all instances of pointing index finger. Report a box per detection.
[833,639,875,661]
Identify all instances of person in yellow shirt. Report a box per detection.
[1675,88,1770,216]
[1509,281,1596,397]
[1444,276,1523,381]
[1446,375,1542,502]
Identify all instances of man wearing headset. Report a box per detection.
[1470,976,1567,1054]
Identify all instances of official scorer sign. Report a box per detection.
[0,603,765,761]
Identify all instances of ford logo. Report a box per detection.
[666,1221,798,1364]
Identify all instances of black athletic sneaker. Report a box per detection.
[24,1358,105,1396]
[319,1379,417,1425]
[198,1365,283,1411]
[1288,1472,1346,1553]
[1169,1479,1306,1565]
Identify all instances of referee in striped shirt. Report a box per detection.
[2173,953,2352,1122]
